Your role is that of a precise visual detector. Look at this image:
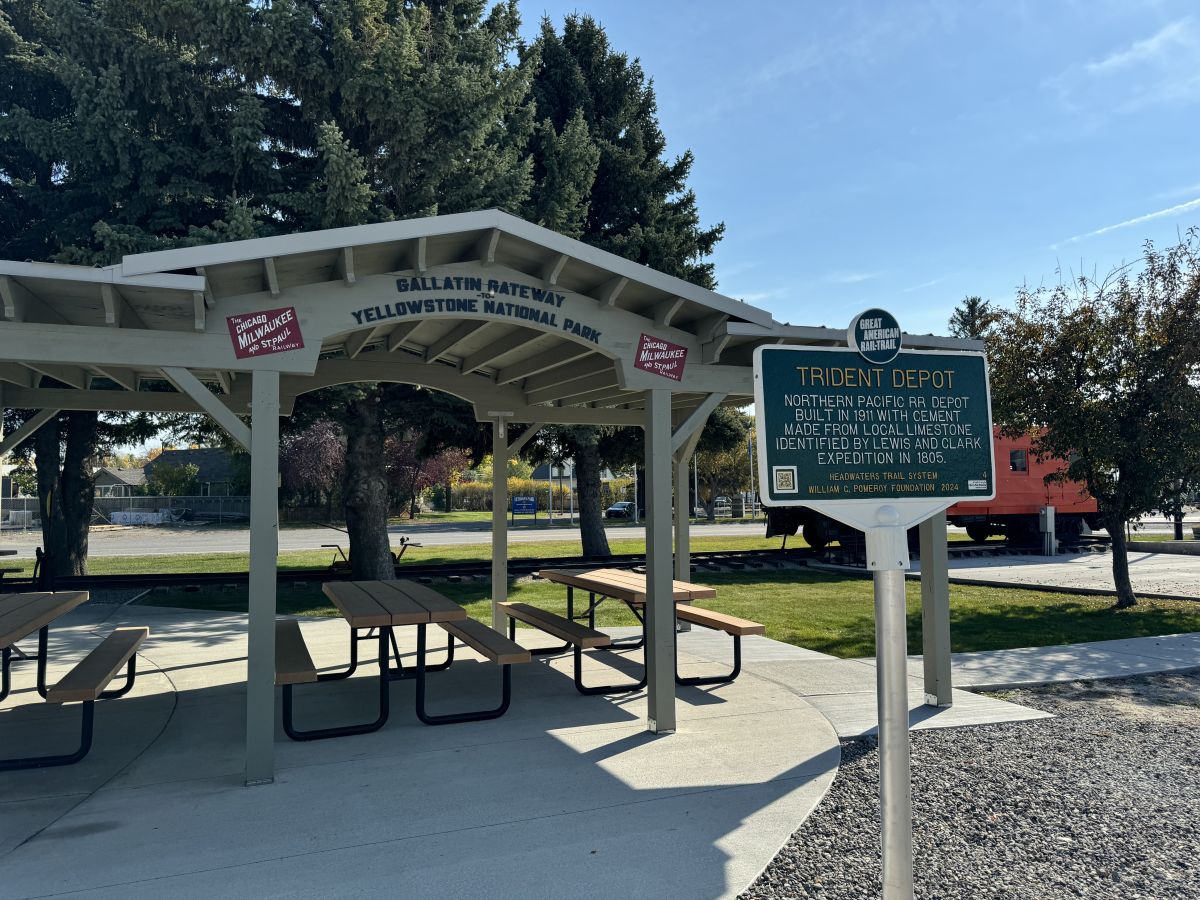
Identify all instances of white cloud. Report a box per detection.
[825,271,881,285]
[1048,17,1200,116]
[1052,196,1200,248]
[903,276,948,293]
[1085,19,1193,75]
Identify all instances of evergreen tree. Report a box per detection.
[519,15,724,554]
[2,1,536,580]
[948,295,998,341]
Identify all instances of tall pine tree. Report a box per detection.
[519,15,724,554]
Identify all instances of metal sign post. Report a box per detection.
[754,309,994,900]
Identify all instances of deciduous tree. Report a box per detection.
[989,235,1200,607]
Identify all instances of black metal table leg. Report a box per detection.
[317,625,366,682]
[413,624,514,725]
[35,626,49,699]
[675,631,742,686]
[388,626,455,681]
[0,700,94,771]
[572,643,648,695]
[282,628,391,741]
[1,646,10,702]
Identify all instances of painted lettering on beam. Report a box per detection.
[343,273,604,345]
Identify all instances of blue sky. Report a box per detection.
[521,1,1200,335]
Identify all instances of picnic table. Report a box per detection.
[534,567,715,637]
[530,568,762,686]
[1,590,89,701]
[275,579,528,739]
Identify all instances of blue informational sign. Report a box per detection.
[511,496,537,516]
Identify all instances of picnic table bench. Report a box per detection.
[531,568,764,687]
[1,590,149,770]
[276,579,529,739]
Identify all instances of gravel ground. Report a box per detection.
[741,672,1200,899]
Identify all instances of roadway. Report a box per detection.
[0,519,770,557]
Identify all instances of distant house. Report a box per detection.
[143,448,237,496]
[530,463,620,488]
[93,467,148,498]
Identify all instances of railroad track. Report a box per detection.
[15,535,1111,593]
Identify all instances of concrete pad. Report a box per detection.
[0,604,841,900]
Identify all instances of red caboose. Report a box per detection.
[764,428,1100,547]
[946,430,1100,541]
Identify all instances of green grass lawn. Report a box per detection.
[140,567,1200,659]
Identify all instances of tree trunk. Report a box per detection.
[33,412,98,582]
[60,412,99,576]
[575,433,610,556]
[1106,515,1137,608]
[342,387,395,580]
[34,417,65,581]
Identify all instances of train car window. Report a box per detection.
[1010,449,1028,473]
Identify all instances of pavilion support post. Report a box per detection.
[490,416,509,631]
[644,389,676,734]
[245,370,280,785]
[672,429,705,585]
[919,511,953,707]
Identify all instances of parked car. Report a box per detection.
[605,501,636,519]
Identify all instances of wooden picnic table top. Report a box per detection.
[0,591,89,649]
[321,579,467,628]
[534,567,716,603]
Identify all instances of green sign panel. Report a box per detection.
[753,346,995,506]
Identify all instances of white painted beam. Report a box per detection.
[0,321,320,375]
[701,333,731,364]
[599,276,628,307]
[423,321,484,363]
[494,342,591,385]
[162,366,252,451]
[525,372,620,405]
[344,327,378,359]
[0,386,242,414]
[263,257,280,297]
[543,253,569,286]
[0,275,67,324]
[196,267,216,307]
[26,362,88,389]
[507,424,540,455]
[522,354,612,392]
[0,408,60,457]
[100,284,149,329]
[386,321,422,353]
[414,236,428,273]
[671,392,726,453]
[193,292,206,331]
[459,329,534,374]
[655,297,686,328]
[337,247,356,286]
[478,228,500,264]
[91,366,138,391]
[0,363,35,388]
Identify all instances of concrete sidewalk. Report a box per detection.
[2,600,1187,899]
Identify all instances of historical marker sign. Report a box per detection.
[754,346,995,511]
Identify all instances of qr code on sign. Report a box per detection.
[773,466,798,493]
